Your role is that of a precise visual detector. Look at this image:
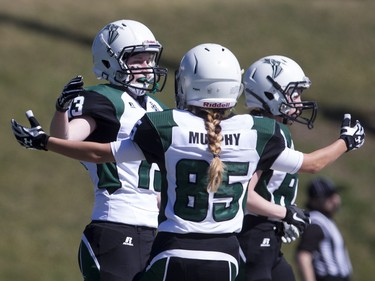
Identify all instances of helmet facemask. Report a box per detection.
[267,75,317,129]
[115,46,167,95]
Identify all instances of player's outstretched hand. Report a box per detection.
[339,113,365,151]
[11,110,50,151]
[281,222,300,244]
[282,205,310,234]
[56,75,84,112]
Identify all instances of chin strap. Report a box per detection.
[282,117,290,125]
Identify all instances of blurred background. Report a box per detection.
[1,0,374,280]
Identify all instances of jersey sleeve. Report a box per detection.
[110,113,164,165]
[68,90,120,142]
[110,138,146,163]
[297,224,324,252]
[253,117,289,171]
[130,114,165,166]
[271,147,303,174]
[68,90,118,122]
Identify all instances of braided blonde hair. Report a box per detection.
[192,107,229,193]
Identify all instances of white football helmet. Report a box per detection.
[92,20,167,95]
[175,43,243,110]
[244,55,317,128]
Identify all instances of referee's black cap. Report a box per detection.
[307,177,339,199]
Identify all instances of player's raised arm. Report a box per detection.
[271,113,365,174]
[300,113,365,173]
[11,110,114,163]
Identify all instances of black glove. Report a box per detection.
[282,205,310,234]
[11,110,50,151]
[339,113,365,151]
[56,75,84,112]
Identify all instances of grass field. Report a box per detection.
[1,0,374,280]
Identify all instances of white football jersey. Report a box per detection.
[68,84,165,228]
[111,109,303,233]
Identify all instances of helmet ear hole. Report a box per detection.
[102,60,110,69]
[265,92,274,100]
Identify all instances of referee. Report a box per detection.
[295,177,352,281]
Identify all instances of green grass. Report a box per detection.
[1,0,374,280]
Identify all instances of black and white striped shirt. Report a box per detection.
[298,210,352,280]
